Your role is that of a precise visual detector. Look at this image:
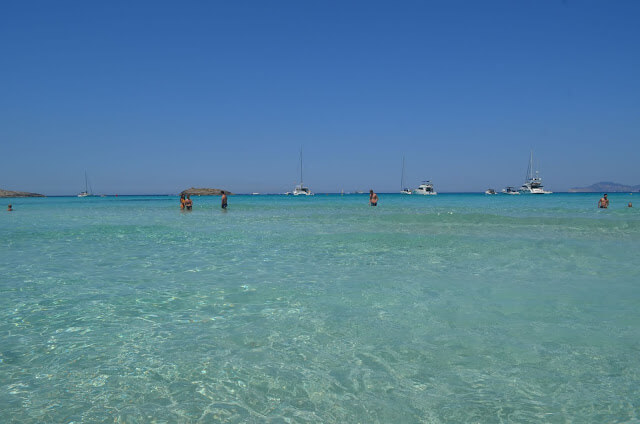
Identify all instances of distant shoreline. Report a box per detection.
[0,189,45,198]
[7,181,638,198]
[7,192,634,198]
[569,181,640,193]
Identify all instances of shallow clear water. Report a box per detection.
[1,193,639,423]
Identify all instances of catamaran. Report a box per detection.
[292,149,313,196]
[519,150,552,194]
[400,156,412,194]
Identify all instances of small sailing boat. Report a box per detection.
[292,148,313,196]
[78,172,92,197]
[400,156,412,194]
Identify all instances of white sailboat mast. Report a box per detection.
[299,148,303,185]
[401,156,405,190]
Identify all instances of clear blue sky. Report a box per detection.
[1,0,639,194]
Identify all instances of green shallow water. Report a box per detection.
[1,193,639,423]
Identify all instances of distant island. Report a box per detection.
[0,188,45,198]
[569,182,640,193]
[180,187,232,196]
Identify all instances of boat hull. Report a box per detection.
[520,186,552,194]
[293,187,313,196]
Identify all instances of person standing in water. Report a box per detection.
[185,195,193,210]
[7,204,12,211]
[369,190,378,206]
[221,191,228,209]
[180,194,186,210]
[598,194,609,209]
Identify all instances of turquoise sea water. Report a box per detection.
[1,193,639,423]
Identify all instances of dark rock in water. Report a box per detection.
[180,187,233,196]
[569,182,640,193]
[0,188,45,198]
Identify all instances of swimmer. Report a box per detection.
[7,204,12,211]
[180,194,186,210]
[598,194,609,209]
[185,195,193,210]
[221,191,228,209]
[369,189,378,207]
[629,202,633,208]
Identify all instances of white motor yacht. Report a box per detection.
[502,186,520,195]
[414,181,437,195]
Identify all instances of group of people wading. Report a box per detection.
[180,192,227,211]
[179,194,193,210]
[597,193,633,209]
[175,191,631,211]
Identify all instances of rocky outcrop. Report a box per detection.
[0,188,45,197]
[180,187,232,196]
[569,182,640,193]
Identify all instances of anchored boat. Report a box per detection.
[414,181,437,195]
[400,156,412,195]
[292,148,313,196]
[520,151,552,194]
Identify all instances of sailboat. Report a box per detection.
[292,148,313,196]
[78,171,92,197]
[400,156,412,194]
[519,150,552,194]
